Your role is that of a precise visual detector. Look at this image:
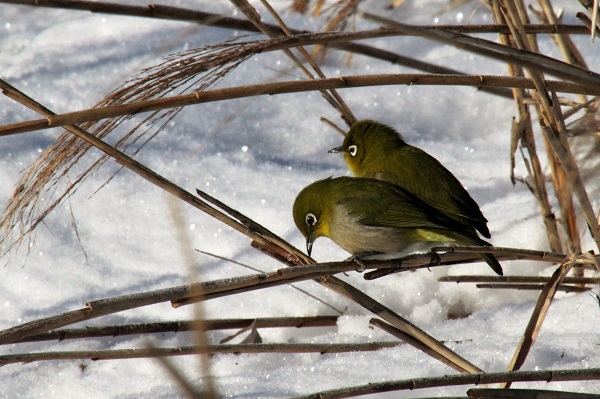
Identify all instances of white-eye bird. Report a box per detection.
[329,119,493,240]
[293,177,502,275]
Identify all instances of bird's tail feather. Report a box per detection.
[460,236,503,276]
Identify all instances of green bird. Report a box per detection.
[293,177,503,275]
[329,119,492,240]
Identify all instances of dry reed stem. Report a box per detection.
[578,0,600,39]
[439,275,600,284]
[468,387,600,398]
[0,0,545,100]
[491,0,563,253]
[370,318,482,374]
[502,255,576,387]
[12,316,340,344]
[521,2,583,258]
[0,267,338,345]
[0,80,281,256]
[0,342,402,367]
[475,283,590,292]
[293,368,600,399]
[502,1,600,252]
[2,0,591,35]
[2,75,599,138]
[0,245,566,345]
[0,256,382,345]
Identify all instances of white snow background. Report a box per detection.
[1,1,600,398]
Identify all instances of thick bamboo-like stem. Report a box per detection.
[504,2,600,251]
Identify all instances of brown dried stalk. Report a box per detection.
[293,368,600,399]
[2,0,591,35]
[503,2,600,251]
[167,198,217,399]
[527,2,583,258]
[0,342,401,367]
[370,318,482,374]
[468,387,600,398]
[578,0,600,39]
[439,275,600,284]
[502,255,577,387]
[475,283,590,292]
[13,316,340,344]
[2,75,599,138]
[490,1,562,253]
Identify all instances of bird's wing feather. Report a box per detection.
[337,184,455,231]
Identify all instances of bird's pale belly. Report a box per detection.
[330,206,458,256]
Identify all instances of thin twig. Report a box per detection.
[13,316,340,343]
[467,387,600,398]
[292,368,600,399]
[0,342,402,366]
[195,249,344,314]
[439,275,600,284]
[475,283,590,293]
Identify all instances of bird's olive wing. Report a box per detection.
[338,185,456,231]
[391,146,491,236]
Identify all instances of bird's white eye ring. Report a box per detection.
[348,145,357,157]
[305,213,317,226]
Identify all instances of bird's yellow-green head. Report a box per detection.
[292,179,335,256]
[328,119,406,176]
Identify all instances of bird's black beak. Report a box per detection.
[306,230,316,256]
[328,145,344,154]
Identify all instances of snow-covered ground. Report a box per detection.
[1,1,599,398]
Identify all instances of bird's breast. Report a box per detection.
[328,205,413,255]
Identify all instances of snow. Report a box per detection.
[1,1,599,398]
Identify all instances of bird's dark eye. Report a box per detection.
[348,145,357,157]
[305,213,317,226]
